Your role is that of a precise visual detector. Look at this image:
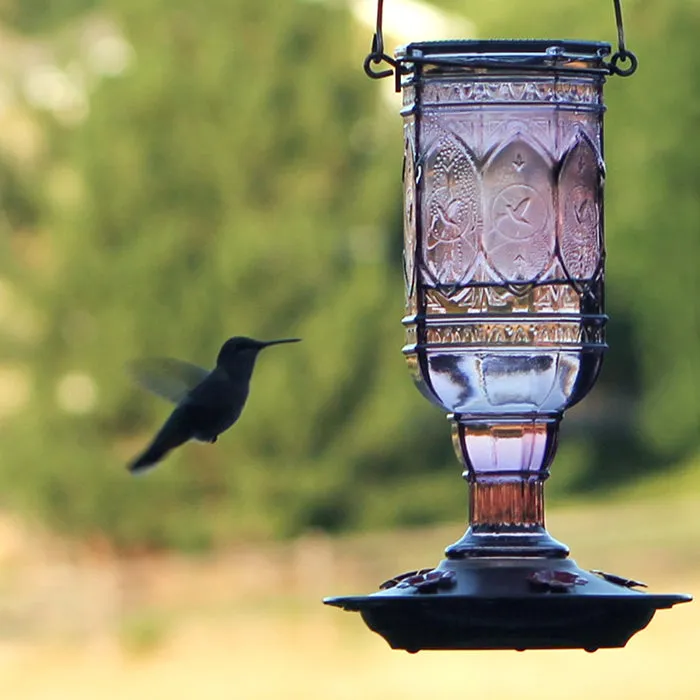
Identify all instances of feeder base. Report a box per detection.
[324,557,691,652]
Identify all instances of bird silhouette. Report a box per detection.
[504,196,531,225]
[128,336,301,474]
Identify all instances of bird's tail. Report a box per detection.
[129,443,170,475]
[128,406,193,475]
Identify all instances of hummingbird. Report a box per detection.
[128,336,301,474]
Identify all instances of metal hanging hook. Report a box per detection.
[363,0,397,80]
[609,0,638,76]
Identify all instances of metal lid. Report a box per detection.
[396,39,611,74]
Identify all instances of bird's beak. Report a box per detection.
[261,338,301,348]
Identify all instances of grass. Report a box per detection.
[0,492,696,699]
[118,610,171,656]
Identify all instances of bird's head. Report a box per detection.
[216,336,301,369]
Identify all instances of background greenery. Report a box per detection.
[0,0,697,550]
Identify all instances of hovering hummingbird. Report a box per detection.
[128,336,301,474]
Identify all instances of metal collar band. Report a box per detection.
[396,40,612,79]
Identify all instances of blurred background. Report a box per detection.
[0,0,697,697]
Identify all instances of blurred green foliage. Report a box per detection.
[118,609,170,655]
[0,0,697,549]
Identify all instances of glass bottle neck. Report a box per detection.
[469,477,545,529]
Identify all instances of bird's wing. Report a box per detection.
[512,197,530,217]
[128,357,211,404]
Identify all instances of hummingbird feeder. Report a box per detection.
[324,0,691,651]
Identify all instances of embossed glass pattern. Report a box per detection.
[399,41,609,557]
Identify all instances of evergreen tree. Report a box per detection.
[0,0,698,548]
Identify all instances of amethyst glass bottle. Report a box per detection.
[399,40,608,558]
